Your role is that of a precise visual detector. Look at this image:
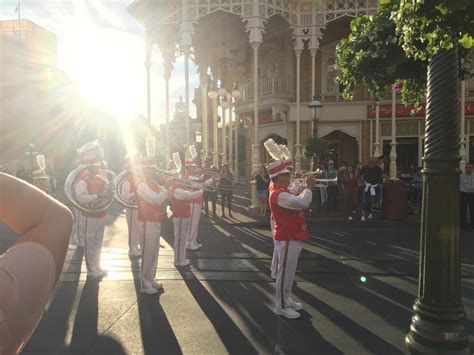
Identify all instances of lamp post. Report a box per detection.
[405,45,469,354]
[309,96,322,138]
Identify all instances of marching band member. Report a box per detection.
[74,143,109,279]
[268,160,314,319]
[184,147,203,250]
[135,155,168,294]
[121,152,142,257]
[270,158,303,279]
[169,172,203,267]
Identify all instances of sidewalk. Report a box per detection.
[1,190,471,354]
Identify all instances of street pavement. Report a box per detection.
[1,194,473,354]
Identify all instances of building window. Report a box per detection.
[326,57,338,93]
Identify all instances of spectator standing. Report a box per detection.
[360,159,383,221]
[202,159,218,216]
[460,162,474,230]
[410,167,423,207]
[340,165,360,220]
[219,164,234,218]
[319,162,328,209]
[254,165,270,217]
[326,161,338,211]
[354,161,365,207]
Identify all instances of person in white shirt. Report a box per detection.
[460,162,474,230]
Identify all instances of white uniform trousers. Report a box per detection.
[141,221,161,289]
[173,217,190,263]
[275,240,303,311]
[270,219,278,279]
[186,203,202,247]
[126,208,141,255]
[83,216,106,275]
[70,208,85,247]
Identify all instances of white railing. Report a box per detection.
[242,77,292,100]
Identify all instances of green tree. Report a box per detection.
[335,0,473,108]
[303,137,329,166]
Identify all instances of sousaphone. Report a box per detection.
[65,165,116,213]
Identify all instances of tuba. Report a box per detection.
[65,166,116,213]
[113,170,137,209]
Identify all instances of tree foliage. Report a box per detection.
[303,137,329,162]
[335,0,473,108]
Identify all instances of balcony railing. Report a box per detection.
[241,77,292,100]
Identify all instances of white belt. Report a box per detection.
[364,182,378,196]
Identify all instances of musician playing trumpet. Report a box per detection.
[135,155,168,294]
[74,143,109,279]
[267,160,315,319]
[167,169,203,267]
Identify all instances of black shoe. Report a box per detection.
[221,213,226,218]
[229,212,233,218]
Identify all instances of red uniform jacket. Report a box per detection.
[136,178,166,222]
[170,184,191,219]
[81,172,107,219]
[268,183,308,241]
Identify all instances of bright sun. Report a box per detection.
[64,24,146,123]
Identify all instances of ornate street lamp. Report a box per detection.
[308,96,322,138]
[405,46,469,354]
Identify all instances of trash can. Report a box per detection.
[382,181,408,220]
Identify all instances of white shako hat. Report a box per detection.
[267,160,290,179]
[77,141,103,167]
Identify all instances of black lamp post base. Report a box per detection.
[406,302,469,354]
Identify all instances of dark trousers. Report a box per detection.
[327,186,338,211]
[344,188,360,217]
[203,190,217,214]
[460,192,474,228]
[221,192,233,214]
[364,190,376,214]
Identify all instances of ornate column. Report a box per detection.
[212,91,219,167]
[373,104,381,158]
[460,80,466,171]
[164,61,172,161]
[250,41,260,209]
[245,10,265,212]
[234,112,239,182]
[310,48,317,138]
[184,46,191,146]
[390,84,398,180]
[228,93,233,171]
[200,73,209,159]
[294,46,303,172]
[145,36,152,125]
[405,46,469,354]
[222,102,227,164]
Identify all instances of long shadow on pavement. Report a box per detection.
[131,259,182,355]
[22,247,85,354]
[178,269,259,355]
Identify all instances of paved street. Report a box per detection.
[1,195,473,354]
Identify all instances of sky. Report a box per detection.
[0,0,200,126]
